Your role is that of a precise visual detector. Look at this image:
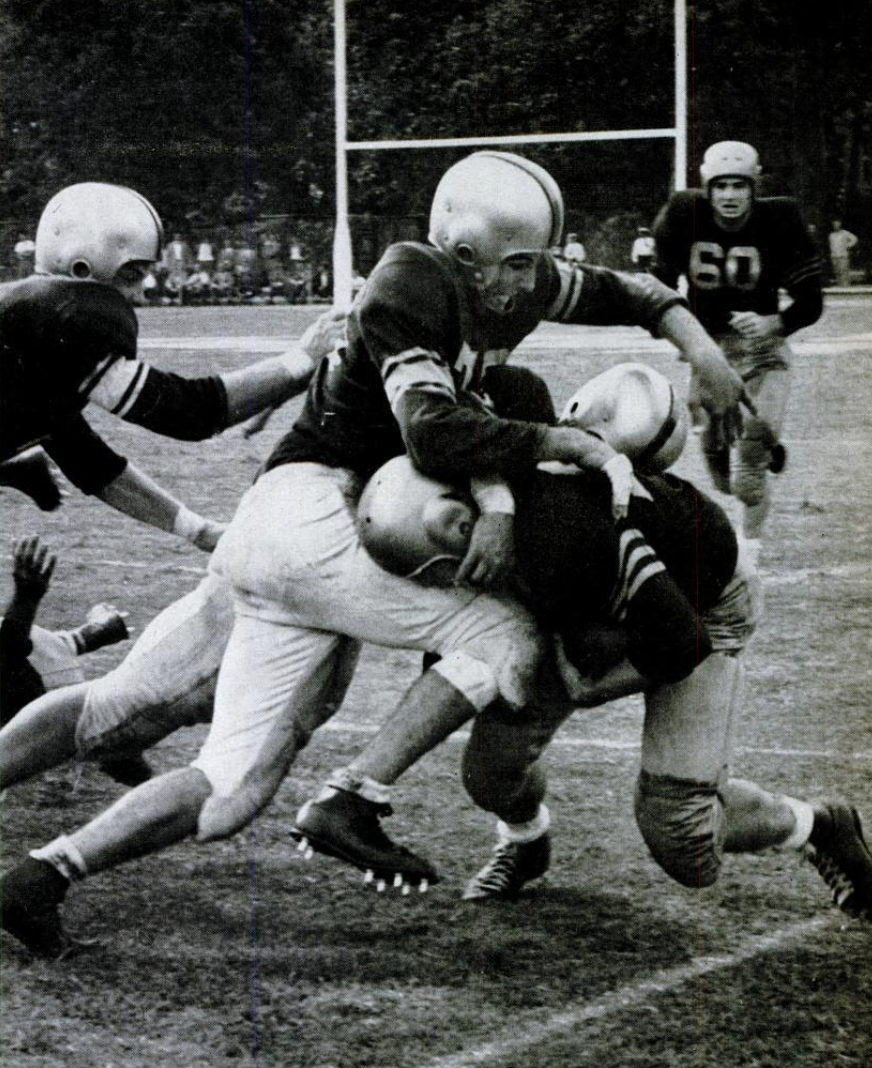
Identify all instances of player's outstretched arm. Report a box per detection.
[221,308,345,426]
[95,463,225,551]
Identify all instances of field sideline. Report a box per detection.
[1,298,870,1068]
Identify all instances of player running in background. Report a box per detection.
[653,141,823,565]
[0,182,343,549]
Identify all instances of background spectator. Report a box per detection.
[13,232,36,278]
[828,219,859,286]
[630,226,656,271]
[563,232,586,265]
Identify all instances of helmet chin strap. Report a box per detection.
[635,385,677,469]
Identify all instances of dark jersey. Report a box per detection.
[0,276,229,492]
[653,191,822,336]
[511,469,737,683]
[0,617,43,727]
[267,242,685,482]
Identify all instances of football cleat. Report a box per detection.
[0,857,90,959]
[768,442,787,474]
[805,802,872,919]
[291,790,440,888]
[0,448,64,511]
[462,833,551,901]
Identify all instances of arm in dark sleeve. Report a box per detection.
[122,367,230,440]
[0,613,34,664]
[359,252,547,477]
[42,416,128,495]
[651,198,683,291]
[543,256,686,332]
[624,569,712,683]
[778,201,824,335]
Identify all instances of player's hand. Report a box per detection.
[729,311,782,343]
[299,308,347,363]
[12,535,56,601]
[693,346,745,419]
[455,511,515,589]
[239,406,276,439]
[602,455,634,520]
[190,519,227,553]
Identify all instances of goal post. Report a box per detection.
[332,0,688,301]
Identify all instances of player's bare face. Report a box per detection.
[477,253,541,314]
[111,261,152,304]
[710,178,753,228]
[424,491,477,555]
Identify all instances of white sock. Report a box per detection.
[497,804,551,845]
[776,796,816,850]
[30,834,88,881]
[324,768,392,806]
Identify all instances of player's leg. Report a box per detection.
[733,360,791,546]
[0,682,89,788]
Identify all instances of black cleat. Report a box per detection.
[806,802,872,919]
[768,442,787,474]
[291,790,440,889]
[0,857,83,958]
[462,833,551,901]
[97,753,153,788]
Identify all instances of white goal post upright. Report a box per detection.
[331,0,688,292]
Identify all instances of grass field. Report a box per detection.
[1,299,871,1068]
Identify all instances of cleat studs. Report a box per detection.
[393,873,403,889]
[401,884,411,896]
[376,879,387,893]
[419,879,429,894]
[364,869,374,884]
[304,846,314,861]
[296,838,309,853]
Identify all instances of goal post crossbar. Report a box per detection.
[345,129,677,152]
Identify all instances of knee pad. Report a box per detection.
[634,770,725,888]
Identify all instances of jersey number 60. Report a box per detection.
[689,242,761,291]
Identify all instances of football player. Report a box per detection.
[0,182,343,548]
[0,150,744,955]
[291,395,871,923]
[0,535,147,786]
[653,141,824,563]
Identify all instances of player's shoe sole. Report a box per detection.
[806,802,872,919]
[462,833,551,901]
[291,790,439,889]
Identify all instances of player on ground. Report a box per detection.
[0,536,147,785]
[0,182,343,548]
[0,152,744,957]
[291,382,871,924]
[653,141,823,564]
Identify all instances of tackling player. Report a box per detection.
[653,141,823,563]
[0,150,745,955]
[290,388,871,924]
[0,182,343,549]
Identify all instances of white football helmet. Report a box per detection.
[358,456,476,583]
[561,363,689,473]
[35,182,164,282]
[429,151,564,269]
[699,141,761,188]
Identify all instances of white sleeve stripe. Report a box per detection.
[113,362,150,417]
[79,355,117,397]
[382,348,456,410]
[87,359,150,417]
[625,559,666,601]
[546,262,583,320]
